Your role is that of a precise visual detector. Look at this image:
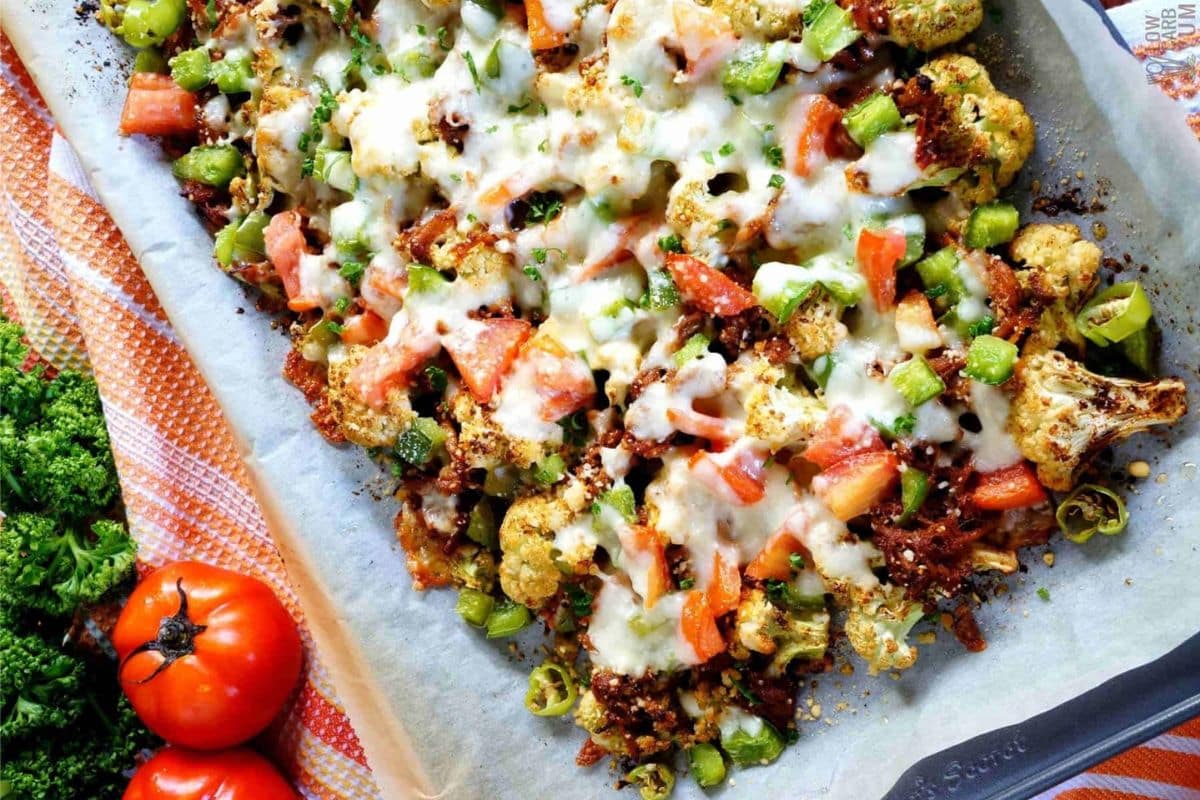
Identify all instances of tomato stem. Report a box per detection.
[119,578,208,684]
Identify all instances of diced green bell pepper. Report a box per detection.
[214,211,269,267]
[964,334,1018,384]
[169,47,211,90]
[210,55,254,94]
[118,0,186,47]
[172,144,244,187]
[721,45,785,95]
[889,355,945,406]
[843,92,902,148]
[802,0,862,61]
[133,48,168,74]
[964,202,1020,249]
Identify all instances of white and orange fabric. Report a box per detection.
[1,34,378,800]
[1,28,1197,800]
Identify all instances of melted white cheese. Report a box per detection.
[588,579,697,675]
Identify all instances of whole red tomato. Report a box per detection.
[123,746,299,800]
[114,561,303,749]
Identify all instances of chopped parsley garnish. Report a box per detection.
[424,365,448,393]
[789,552,805,572]
[557,410,589,447]
[620,74,644,97]
[565,584,594,619]
[892,413,917,435]
[924,284,949,299]
[298,86,337,176]
[657,234,683,254]
[508,98,533,114]
[679,577,696,589]
[1037,587,1051,602]
[436,25,452,52]
[768,173,785,189]
[525,193,564,225]
[463,50,481,91]
[345,22,388,78]
[538,138,550,154]
[641,269,680,310]
[333,296,352,314]
[338,260,365,285]
[731,676,761,705]
[523,265,543,281]
[719,141,735,157]
[416,23,426,35]
[763,142,784,168]
[701,150,715,165]
[967,315,997,337]
[327,0,349,24]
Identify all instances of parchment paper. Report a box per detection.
[3,1,1198,797]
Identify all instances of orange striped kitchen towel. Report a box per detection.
[1,27,1198,800]
[0,33,378,800]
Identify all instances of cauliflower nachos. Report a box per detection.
[101,0,1188,792]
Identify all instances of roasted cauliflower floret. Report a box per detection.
[255,85,313,196]
[395,501,476,591]
[666,179,727,263]
[910,55,1035,205]
[498,482,591,608]
[882,0,983,51]
[1008,223,1102,355]
[451,391,555,470]
[783,289,847,361]
[735,588,830,674]
[427,236,512,289]
[844,584,923,675]
[325,345,415,447]
[711,0,803,38]
[969,542,1019,574]
[575,689,630,756]
[1009,351,1188,491]
[730,356,827,451]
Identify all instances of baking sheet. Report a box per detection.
[3,1,1199,798]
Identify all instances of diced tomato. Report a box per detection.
[664,254,757,317]
[706,549,741,616]
[746,530,810,581]
[671,1,739,78]
[786,95,843,178]
[812,450,900,521]
[856,228,908,311]
[263,211,321,312]
[524,337,596,421]
[119,73,197,137]
[971,462,1048,511]
[665,407,736,444]
[575,215,648,283]
[364,264,408,301]
[443,318,533,403]
[340,311,389,347]
[802,405,885,469]
[348,333,440,409]
[690,450,767,506]
[525,0,569,50]
[680,590,725,662]
[624,526,671,609]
